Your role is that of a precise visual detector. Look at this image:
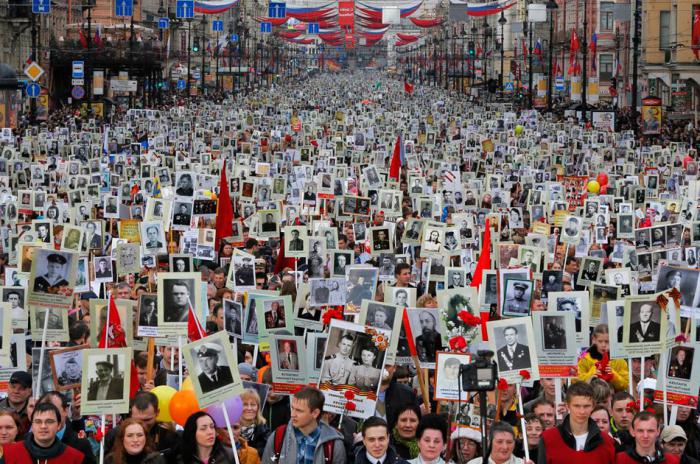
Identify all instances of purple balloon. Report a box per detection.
[206,395,243,427]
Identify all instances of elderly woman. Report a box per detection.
[237,388,269,457]
[467,422,528,464]
[391,404,423,460]
[449,428,481,464]
[409,413,450,464]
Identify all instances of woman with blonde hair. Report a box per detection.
[237,388,270,457]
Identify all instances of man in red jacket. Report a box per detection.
[538,382,616,464]
[615,412,680,464]
[1,402,85,464]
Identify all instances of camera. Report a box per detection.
[460,350,497,391]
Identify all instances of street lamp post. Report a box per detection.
[523,17,533,108]
[484,18,491,87]
[581,0,589,120]
[187,18,192,94]
[498,11,506,90]
[201,15,206,94]
[546,0,558,111]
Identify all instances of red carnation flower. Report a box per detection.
[497,378,509,390]
[344,391,355,400]
[448,336,467,351]
[519,370,531,380]
[345,401,356,411]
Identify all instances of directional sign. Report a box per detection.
[177,79,186,90]
[71,85,85,100]
[24,62,44,81]
[260,22,272,33]
[176,0,194,18]
[268,2,286,18]
[158,17,169,29]
[115,0,133,17]
[504,82,514,92]
[72,78,85,86]
[212,20,224,32]
[31,0,50,14]
[308,22,319,34]
[72,61,84,79]
[555,76,565,92]
[25,83,40,98]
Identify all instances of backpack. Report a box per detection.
[272,424,335,464]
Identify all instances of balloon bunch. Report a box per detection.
[587,172,609,195]
[150,378,243,427]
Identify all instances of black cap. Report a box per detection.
[47,253,67,265]
[9,371,31,388]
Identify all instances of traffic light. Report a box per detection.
[611,77,617,88]
[193,39,200,52]
[468,41,475,57]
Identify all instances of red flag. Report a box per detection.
[469,218,491,288]
[401,309,418,357]
[79,29,88,49]
[404,81,414,94]
[522,38,527,57]
[99,296,140,399]
[215,161,233,251]
[389,134,402,180]
[188,302,206,342]
[570,29,580,53]
[693,6,700,59]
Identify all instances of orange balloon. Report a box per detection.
[169,390,201,426]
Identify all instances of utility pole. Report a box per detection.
[201,14,206,94]
[187,18,192,94]
[30,11,36,123]
[614,26,620,112]
[499,11,506,91]
[581,0,588,120]
[632,0,641,134]
[547,0,557,111]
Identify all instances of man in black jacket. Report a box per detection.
[354,417,409,464]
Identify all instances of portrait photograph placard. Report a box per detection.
[156,272,201,338]
[254,294,293,345]
[223,299,243,339]
[384,286,416,309]
[622,294,668,357]
[182,331,243,408]
[532,311,578,378]
[269,334,308,394]
[318,319,389,419]
[653,345,700,407]
[404,307,445,368]
[227,250,256,291]
[30,306,69,342]
[89,299,134,347]
[306,332,328,385]
[80,348,132,415]
[437,287,481,345]
[28,249,77,309]
[0,303,11,358]
[359,300,400,364]
[434,351,472,402]
[283,226,308,259]
[501,278,534,317]
[49,344,87,391]
[2,286,28,330]
[547,290,590,345]
[487,318,540,383]
[137,293,159,337]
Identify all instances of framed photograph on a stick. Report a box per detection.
[532,312,578,378]
[156,272,201,338]
[547,291,590,345]
[49,344,87,391]
[28,249,77,309]
[269,334,307,395]
[487,318,540,384]
[80,348,132,415]
[318,319,389,419]
[30,306,69,343]
[622,294,667,357]
[653,344,700,407]
[359,300,401,364]
[182,331,243,408]
[434,352,472,402]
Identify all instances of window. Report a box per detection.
[660,11,671,50]
[599,54,614,81]
[600,2,615,31]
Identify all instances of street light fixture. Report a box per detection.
[498,11,507,90]
[546,0,558,112]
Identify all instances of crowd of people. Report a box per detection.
[0,70,698,464]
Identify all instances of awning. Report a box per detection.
[646,71,671,88]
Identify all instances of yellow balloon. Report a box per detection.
[181,376,194,391]
[151,385,177,423]
[587,180,601,194]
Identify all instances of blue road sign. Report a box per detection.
[176,0,194,18]
[308,23,319,34]
[212,20,224,32]
[268,2,285,18]
[261,22,272,33]
[72,61,84,79]
[230,34,238,42]
[32,0,50,14]
[555,76,565,92]
[115,0,133,17]
[177,79,186,90]
[25,83,40,98]
[71,86,85,100]
[504,82,514,92]
[158,17,169,29]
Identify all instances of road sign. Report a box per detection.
[555,76,565,91]
[71,85,85,100]
[212,20,224,32]
[230,34,238,42]
[177,79,186,90]
[25,83,40,98]
[72,78,85,86]
[158,17,169,29]
[308,23,319,34]
[260,22,272,33]
[268,2,285,18]
[115,0,133,16]
[31,0,50,14]
[24,62,44,81]
[504,82,514,92]
[176,0,194,18]
[72,60,84,78]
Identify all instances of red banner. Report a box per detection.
[345,33,356,48]
[338,1,355,32]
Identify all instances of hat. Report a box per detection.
[450,427,481,444]
[9,371,31,388]
[47,253,67,265]
[197,344,221,358]
[96,360,114,369]
[238,362,257,379]
[660,425,687,443]
[513,283,528,290]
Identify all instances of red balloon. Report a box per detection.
[596,173,609,186]
[169,390,201,426]
[600,185,608,194]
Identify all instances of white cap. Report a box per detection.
[451,427,482,444]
